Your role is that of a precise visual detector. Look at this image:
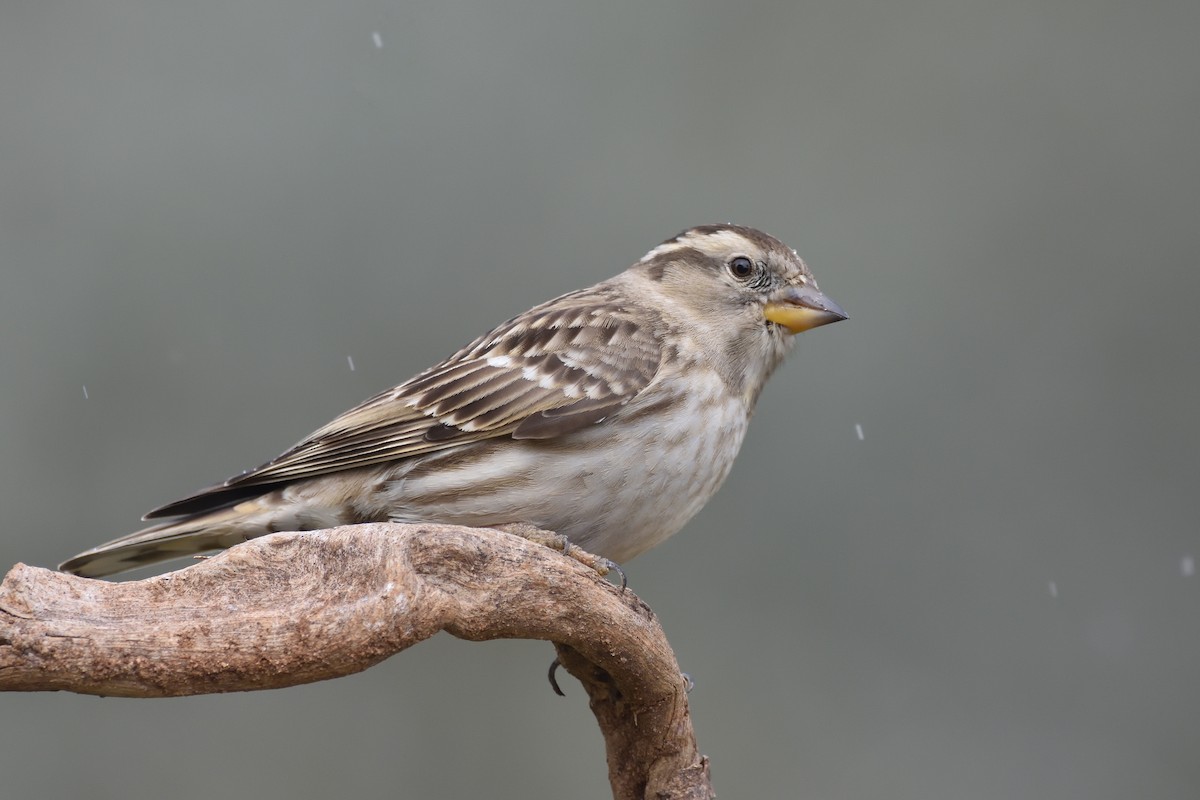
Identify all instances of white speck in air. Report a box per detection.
[1048,581,1058,598]
[854,423,864,440]
[347,355,356,371]
[372,31,383,48]
[82,385,89,399]
[1182,555,1195,577]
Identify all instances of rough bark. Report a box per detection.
[0,522,714,799]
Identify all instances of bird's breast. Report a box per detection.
[379,369,749,562]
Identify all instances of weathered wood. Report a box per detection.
[0,522,713,799]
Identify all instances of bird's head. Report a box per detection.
[636,224,846,335]
[630,224,846,402]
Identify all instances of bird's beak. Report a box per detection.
[763,285,848,334]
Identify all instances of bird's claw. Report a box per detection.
[548,658,566,696]
[600,558,628,592]
[494,524,627,590]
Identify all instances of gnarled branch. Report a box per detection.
[0,522,713,799]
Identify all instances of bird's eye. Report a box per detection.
[728,256,755,280]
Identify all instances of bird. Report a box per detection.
[61,224,846,578]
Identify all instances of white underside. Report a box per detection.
[376,371,749,562]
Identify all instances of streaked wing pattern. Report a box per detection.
[145,288,662,519]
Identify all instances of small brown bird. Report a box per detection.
[61,225,845,577]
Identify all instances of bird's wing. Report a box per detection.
[145,288,663,519]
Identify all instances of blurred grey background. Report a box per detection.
[2,1,1198,798]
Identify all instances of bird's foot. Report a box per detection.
[493,523,626,590]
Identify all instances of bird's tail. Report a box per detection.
[60,494,302,578]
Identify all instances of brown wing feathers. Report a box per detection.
[145,291,662,520]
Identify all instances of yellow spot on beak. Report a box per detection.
[763,287,847,333]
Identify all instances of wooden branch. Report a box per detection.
[0,522,713,799]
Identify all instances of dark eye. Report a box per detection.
[728,256,754,280]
